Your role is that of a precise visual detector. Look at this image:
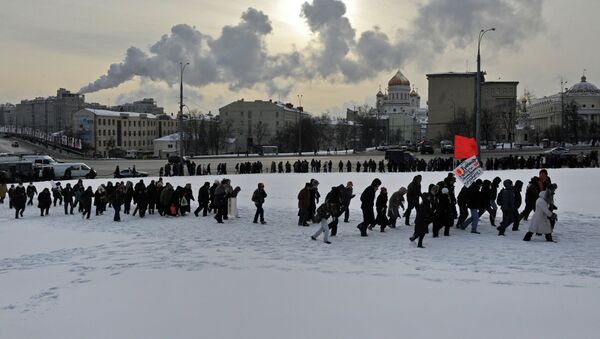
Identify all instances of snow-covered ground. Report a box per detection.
[1,169,600,338]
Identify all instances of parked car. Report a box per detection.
[440,140,454,154]
[168,155,189,164]
[52,163,96,179]
[115,168,148,178]
[385,150,416,165]
[544,147,570,156]
[418,141,434,155]
[11,141,19,147]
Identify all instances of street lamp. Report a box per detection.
[297,94,303,155]
[178,61,189,158]
[476,27,495,158]
[448,98,456,132]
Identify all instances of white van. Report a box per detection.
[52,163,95,179]
[21,155,58,165]
[125,150,138,159]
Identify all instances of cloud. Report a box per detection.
[80,0,546,98]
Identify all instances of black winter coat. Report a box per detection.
[360,185,376,209]
[414,194,433,236]
[38,191,52,209]
[407,181,421,204]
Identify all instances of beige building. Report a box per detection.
[218,99,309,152]
[426,72,518,142]
[72,108,177,156]
[528,75,600,133]
[15,88,86,133]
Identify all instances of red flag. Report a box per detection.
[454,135,478,159]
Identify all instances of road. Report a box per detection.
[2,134,595,178]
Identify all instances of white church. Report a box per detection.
[376,71,427,143]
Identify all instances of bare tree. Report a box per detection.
[254,121,269,147]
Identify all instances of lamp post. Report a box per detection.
[179,61,189,158]
[297,94,303,155]
[560,78,568,143]
[476,27,495,158]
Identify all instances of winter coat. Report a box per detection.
[457,186,468,206]
[388,191,405,211]
[62,187,74,201]
[340,186,354,207]
[525,182,540,206]
[414,194,433,236]
[13,185,26,208]
[81,189,93,209]
[252,188,267,205]
[214,184,227,207]
[497,180,515,212]
[198,185,210,204]
[528,191,554,234]
[407,180,421,204]
[298,187,311,210]
[159,185,174,208]
[375,192,388,225]
[38,190,52,209]
[0,183,7,198]
[26,185,37,198]
[466,185,484,210]
[436,193,453,224]
[360,186,377,209]
[137,191,148,210]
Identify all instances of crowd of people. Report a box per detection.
[0,165,561,249]
[148,151,598,179]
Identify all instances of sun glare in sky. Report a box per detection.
[276,0,358,37]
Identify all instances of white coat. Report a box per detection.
[528,191,554,234]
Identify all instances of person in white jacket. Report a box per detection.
[523,188,557,242]
[228,186,241,218]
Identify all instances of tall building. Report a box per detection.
[528,74,600,133]
[15,88,85,133]
[374,70,424,143]
[111,98,164,115]
[427,72,518,142]
[0,104,15,126]
[72,108,177,156]
[218,99,309,152]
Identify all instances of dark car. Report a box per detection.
[11,141,19,147]
[168,155,189,164]
[115,168,148,178]
[385,150,416,165]
[440,140,454,154]
[418,141,434,155]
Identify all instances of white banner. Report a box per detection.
[453,155,483,188]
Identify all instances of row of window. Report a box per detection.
[98,140,148,147]
[97,118,176,128]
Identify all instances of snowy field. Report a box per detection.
[1,169,600,338]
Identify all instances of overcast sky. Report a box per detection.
[1,0,599,116]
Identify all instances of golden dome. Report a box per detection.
[388,71,410,87]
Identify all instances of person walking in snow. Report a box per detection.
[410,185,437,248]
[373,187,389,232]
[228,186,241,218]
[112,183,124,222]
[519,176,540,222]
[523,185,557,242]
[252,183,267,224]
[496,179,516,236]
[194,182,211,217]
[62,183,75,215]
[311,203,333,244]
[297,183,311,226]
[460,179,483,234]
[81,186,93,219]
[388,187,406,228]
[0,179,7,204]
[324,185,343,236]
[357,178,381,237]
[37,188,52,216]
[52,182,63,206]
[511,180,524,231]
[404,175,422,226]
[13,182,26,219]
[340,181,355,223]
[432,187,453,237]
[26,182,37,206]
